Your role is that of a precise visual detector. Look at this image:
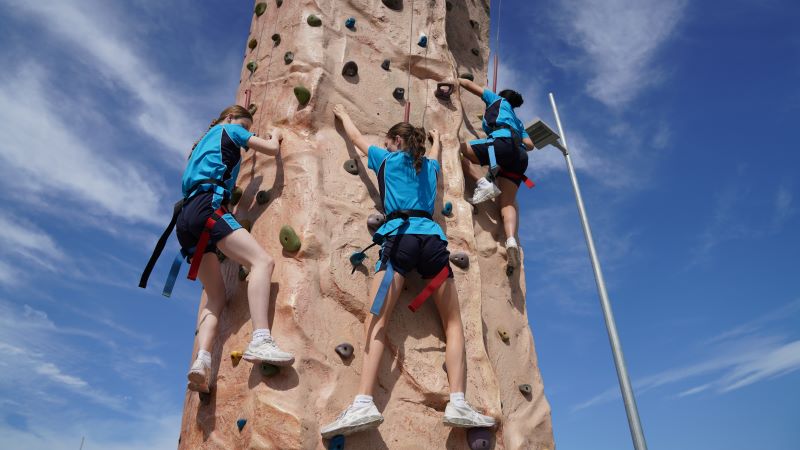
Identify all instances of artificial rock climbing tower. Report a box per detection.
[179,1,553,448]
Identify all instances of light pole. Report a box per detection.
[524,94,648,450]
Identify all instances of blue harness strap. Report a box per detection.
[487,137,499,177]
[370,261,395,315]
[162,251,187,298]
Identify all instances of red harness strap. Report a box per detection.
[187,206,227,281]
[498,169,535,188]
[408,266,451,312]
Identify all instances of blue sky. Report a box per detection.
[0,0,797,449]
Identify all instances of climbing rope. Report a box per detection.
[249,2,283,135]
[404,0,415,122]
[492,0,503,92]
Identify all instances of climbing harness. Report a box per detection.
[481,97,535,188]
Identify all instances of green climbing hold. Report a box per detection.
[343,159,359,175]
[497,328,510,343]
[248,38,258,50]
[294,86,311,106]
[236,418,247,432]
[519,383,532,395]
[279,225,301,252]
[238,266,250,281]
[246,60,258,73]
[256,190,270,205]
[248,103,258,115]
[284,51,294,65]
[272,33,281,46]
[254,3,267,16]
[231,186,243,205]
[307,14,322,27]
[260,362,279,377]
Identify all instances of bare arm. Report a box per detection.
[247,128,282,156]
[523,136,535,151]
[458,78,485,98]
[427,129,441,162]
[333,104,370,156]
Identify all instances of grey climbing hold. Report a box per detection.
[342,61,358,77]
[254,2,267,16]
[471,48,480,56]
[469,19,478,29]
[449,252,469,269]
[271,33,281,46]
[279,225,301,252]
[231,186,243,205]
[275,0,283,6]
[248,38,258,50]
[392,87,405,100]
[260,362,279,377]
[238,266,249,281]
[519,383,532,395]
[246,60,258,73]
[418,34,428,48]
[343,159,359,175]
[367,213,386,231]
[497,328,510,343]
[307,14,322,27]
[239,218,252,232]
[329,435,346,450]
[294,86,311,106]
[284,51,294,65]
[460,73,475,81]
[345,17,356,29]
[248,103,258,115]
[435,82,454,101]
[467,427,492,450]
[236,418,247,432]
[381,0,403,11]
[335,343,354,359]
[256,190,270,205]
[442,201,453,216]
[381,59,390,71]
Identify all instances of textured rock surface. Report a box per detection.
[179,1,553,448]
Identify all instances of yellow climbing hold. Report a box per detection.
[231,351,243,366]
[279,225,301,252]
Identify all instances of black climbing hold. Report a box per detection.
[442,361,448,373]
[343,159,359,175]
[260,362,279,377]
[381,59,391,71]
[471,48,480,56]
[392,87,405,100]
[294,86,311,106]
[246,60,258,73]
[254,2,267,16]
[345,17,356,29]
[435,82,454,101]
[381,0,403,11]
[272,33,281,46]
[349,251,366,268]
[279,225,301,252]
[519,383,532,395]
[307,14,322,27]
[239,218,252,232]
[469,19,478,29]
[248,103,258,115]
[329,435,346,450]
[442,201,453,216]
[342,61,358,77]
[497,328,510,343]
[459,73,475,81]
[248,38,258,50]
[236,418,247,432]
[284,51,294,65]
[216,249,227,262]
[231,186,243,205]
[449,252,469,269]
[199,390,211,405]
[467,427,492,450]
[256,190,270,205]
[238,266,249,281]
[446,1,453,11]
[335,343,354,359]
[367,213,386,231]
[418,34,428,48]
[275,0,283,7]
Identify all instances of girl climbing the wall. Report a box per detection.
[320,104,496,438]
[178,105,295,393]
[457,78,536,272]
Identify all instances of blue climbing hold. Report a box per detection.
[345,17,356,29]
[350,251,367,268]
[329,434,345,450]
[442,201,453,216]
[418,34,428,48]
[236,418,247,432]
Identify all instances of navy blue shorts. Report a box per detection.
[377,234,454,279]
[175,192,242,254]
[469,136,529,186]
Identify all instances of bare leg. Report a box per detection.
[196,255,227,352]
[497,177,520,240]
[460,142,485,183]
[218,229,275,330]
[357,270,406,396]
[432,278,466,393]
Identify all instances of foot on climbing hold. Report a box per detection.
[329,435,346,450]
[349,251,367,269]
[248,103,258,115]
[418,34,428,48]
[237,418,247,432]
[342,61,358,77]
[392,87,405,101]
[279,225,301,252]
[239,218,252,232]
[519,383,532,396]
[246,60,258,73]
[307,14,322,27]
[381,0,403,11]
[231,186,243,205]
[435,83,454,101]
[271,33,281,46]
[442,201,453,216]
[254,2,267,16]
[284,51,294,65]
[345,17,356,29]
[467,427,493,450]
[343,159,359,175]
[260,362,280,377]
[335,343,354,359]
[381,59,390,71]
[449,252,469,269]
[459,73,474,81]
[294,86,311,106]
[471,48,480,56]
[248,38,258,50]
[239,266,250,281]
[497,328,510,343]
[256,190,270,205]
[367,213,386,231]
[231,351,243,366]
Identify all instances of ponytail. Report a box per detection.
[189,105,254,158]
[387,122,427,173]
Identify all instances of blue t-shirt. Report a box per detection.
[367,146,447,242]
[481,89,530,141]
[181,124,253,208]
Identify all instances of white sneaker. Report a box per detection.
[243,337,295,366]
[320,402,384,438]
[506,239,521,268]
[443,401,496,428]
[187,359,210,393]
[470,181,501,204]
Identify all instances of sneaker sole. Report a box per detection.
[243,354,295,366]
[507,246,520,268]
[321,415,384,439]
[187,372,209,393]
[469,189,502,205]
[442,416,496,428]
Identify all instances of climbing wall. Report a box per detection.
[178,1,553,449]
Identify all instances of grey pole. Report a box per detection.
[549,92,648,450]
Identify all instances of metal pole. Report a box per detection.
[549,92,648,450]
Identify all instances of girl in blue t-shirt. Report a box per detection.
[320,104,496,438]
[179,105,294,393]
